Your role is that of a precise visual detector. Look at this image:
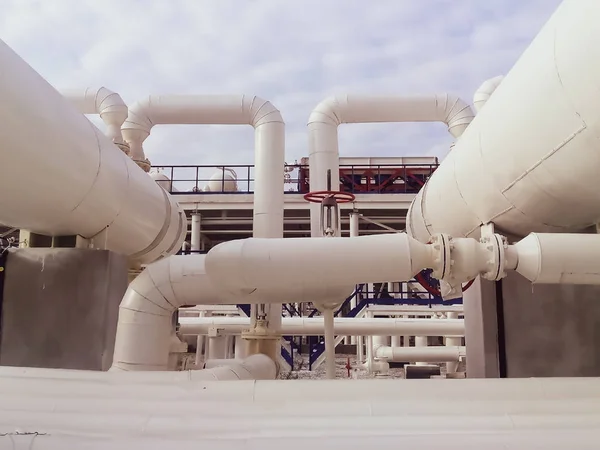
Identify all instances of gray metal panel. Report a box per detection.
[0,248,127,370]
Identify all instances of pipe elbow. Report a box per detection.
[120,258,177,317]
[307,95,343,128]
[438,93,475,138]
[122,96,154,144]
[243,95,284,128]
[93,87,128,124]
[473,75,504,113]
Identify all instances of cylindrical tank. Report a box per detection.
[205,169,238,192]
[407,0,600,242]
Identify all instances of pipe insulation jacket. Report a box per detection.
[0,39,186,264]
[61,87,128,143]
[205,233,433,301]
[307,94,474,234]
[178,316,465,337]
[407,0,600,241]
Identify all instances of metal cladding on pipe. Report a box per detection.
[112,255,224,371]
[62,87,128,144]
[307,94,474,234]
[205,233,434,302]
[178,316,465,337]
[0,40,186,264]
[407,0,600,242]
[472,76,504,112]
[374,345,465,363]
[122,95,285,239]
[1,375,600,448]
[511,233,600,284]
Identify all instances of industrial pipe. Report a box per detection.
[205,233,433,302]
[121,94,285,359]
[511,233,600,284]
[111,255,227,371]
[2,373,600,447]
[407,0,600,241]
[178,316,465,337]
[62,87,128,145]
[472,76,504,112]
[0,39,186,264]
[307,94,474,234]
[374,344,465,363]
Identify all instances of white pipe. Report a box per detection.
[414,335,429,366]
[205,233,433,302]
[407,0,600,242]
[122,94,285,354]
[3,376,600,448]
[323,308,336,379]
[308,94,474,234]
[179,316,464,336]
[374,344,465,363]
[191,213,201,252]
[112,255,223,371]
[445,311,462,373]
[0,40,186,264]
[122,95,285,237]
[62,87,128,144]
[472,75,504,112]
[511,233,600,284]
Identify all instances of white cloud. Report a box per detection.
[0,0,562,166]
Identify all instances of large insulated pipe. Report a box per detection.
[0,40,186,265]
[407,0,600,242]
[61,87,128,145]
[205,233,433,301]
[307,94,474,234]
[179,316,465,336]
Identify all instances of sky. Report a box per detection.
[0,0,563,170]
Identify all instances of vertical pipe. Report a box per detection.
[191,213,201,253]
[349,210,360,345]
[194,310,206,367]
[234,336,247,359]
[323,308,336,379]
[415,335,428,366]
[208,335,228,360]
[445,311,461,373]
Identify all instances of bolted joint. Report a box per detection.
[479,232,508,281]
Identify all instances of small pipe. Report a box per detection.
[323,308,336,379]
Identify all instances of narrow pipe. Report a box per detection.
[178,316,465,337]
[374,344,465,363]
[323,308,336,379]
[472,76,504,113]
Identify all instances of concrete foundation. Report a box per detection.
[0,248,128,371]
[465,273,600,378]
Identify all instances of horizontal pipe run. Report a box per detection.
[205,233,432,301]
[0,40,186,264]
[179,316,464,337]
[374,345,465,362]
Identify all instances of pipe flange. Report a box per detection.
[480,233,508,281]
[429,233,452,280]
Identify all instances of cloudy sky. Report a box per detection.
[1,0,562,170]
